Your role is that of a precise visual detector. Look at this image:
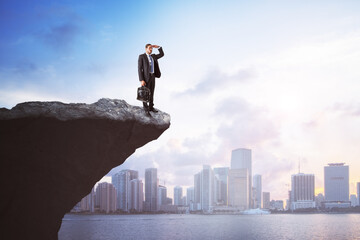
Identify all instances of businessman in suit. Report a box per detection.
[138,44,164,113]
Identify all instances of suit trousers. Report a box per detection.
[143,74,156,109]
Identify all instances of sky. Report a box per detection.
[1,0,360,201]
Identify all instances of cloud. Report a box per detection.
[176,68,253,96]
[331,102,360,117]
[37,22,81,52]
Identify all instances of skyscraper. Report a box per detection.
[231,148,252,208]
[129,179,143,212]
[253,174,262,209]
[194,172,201,210]
[157,185,167,210]
[112,170,138,212]
[174,186,183,206]
[228,168,248,210]
[263,192,270,209]
[186,187,194,207]
[96,182,117,213]
[324,163,349,202]
[290,173,315,210]
[200,165,215,211]
[357,182,360,206]
[145,168,158,212]
[214,167,229,205]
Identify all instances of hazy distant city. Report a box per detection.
[72,148,360,214]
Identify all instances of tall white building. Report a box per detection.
[357,182,360,206]
[214,167,229,205]
[129,179,143,212]
[174,186,183,206]
[228,168,248,210]
[194,172,201,210]
[112,170,138,212]
[350,194,357,207]
[253,174,262,209]
[263,192,270,209]
[145,168,158,212]
[324,163,349,202]
[157,185,167,210]
[290,173,315,210]
[231,148,252,208]
[96,182,117,213]
[186,187,194,207]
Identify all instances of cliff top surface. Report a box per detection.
[0,98,170,126]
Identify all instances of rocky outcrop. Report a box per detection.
[0,98,170,239]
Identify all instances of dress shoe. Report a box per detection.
[149,108,158,113]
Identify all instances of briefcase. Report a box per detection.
[137,86,151,102]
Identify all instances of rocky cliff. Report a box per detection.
[0,98,170,239]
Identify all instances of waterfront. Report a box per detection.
[59,213,360,240]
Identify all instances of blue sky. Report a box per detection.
[2,0,360,200]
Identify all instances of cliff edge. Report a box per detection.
[0,98,170,239]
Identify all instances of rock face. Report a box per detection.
[0,98,170,240]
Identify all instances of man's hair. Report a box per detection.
[145,43,152,48]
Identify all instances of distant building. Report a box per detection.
[194,172,201,210]
[290,173,315,210]
[129,179,143,212]
[253,174,262,208]
[270,200,284,210]
[145,168,158,212]
[214,167,229,205]
[112,169,138,212]
[350,194,357,207]
[80,187,95,212]
[96,182,117,213]
[357,182,360,206]
[324,163,349,202]
[186,187,194,207]
[315,193,325,208]
[157,185,167,210]
[174,186,183,206]
[228,168,248,210]
[193,165,216,211]
[263,192,270,209]
[231,148,252,208]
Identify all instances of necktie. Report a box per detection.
[149,55,154,73]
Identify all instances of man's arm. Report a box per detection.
[138,55,145,85]
[152,45,164,59]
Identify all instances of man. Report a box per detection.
[138,44,164,113]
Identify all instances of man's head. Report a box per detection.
[145,43,153,54]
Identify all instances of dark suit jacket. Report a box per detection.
[138,47,164,83]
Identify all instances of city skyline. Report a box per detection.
[2,1,360,201]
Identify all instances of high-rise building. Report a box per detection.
[157,185,167,210]
[112,170,138,212]
[214,167,229,205]
[129,179,143,212]
[356,182,360,206]
[231,148,252,208]
[96,182,117,213]
[350,194,357,207]
[145,168,158,212]
[194,172,201,210]
[290,173,315,210]
[324,163,349,202]
[186,187,194,206]
[263,192,270,209]
[228,168,248,210]
[174,186,183,206]
[200,165,215,211]
[253,174,262,208]
[80,187,95,212]
[357,182,360,206]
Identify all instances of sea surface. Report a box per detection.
[59,213,360,240]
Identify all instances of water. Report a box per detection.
[59,214,360,240]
